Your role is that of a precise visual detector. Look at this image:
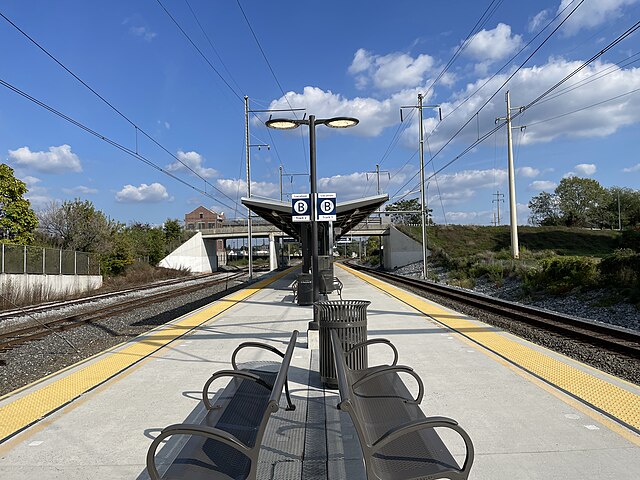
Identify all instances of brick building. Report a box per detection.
[184,206,225,231]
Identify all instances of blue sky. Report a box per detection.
[1,0,639,226]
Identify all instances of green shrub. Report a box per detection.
[618,229,640,252]
[524,256,599,294]
[598,249,640,288]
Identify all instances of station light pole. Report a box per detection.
[266,115,359,327]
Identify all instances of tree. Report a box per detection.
[385,198,432,225]
[555,177,607,228]
[0,163,38,244]
[125,222,165,265]
[163,218,183,253]
[528,191,560,226]
[38,199,116,252]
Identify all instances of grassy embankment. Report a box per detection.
[397,225,638,306]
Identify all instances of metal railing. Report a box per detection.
[1,244,100,275]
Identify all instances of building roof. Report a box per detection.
[241,194,388,241]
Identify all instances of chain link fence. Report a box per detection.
[1,244,100,275]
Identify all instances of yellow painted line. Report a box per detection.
[339,263,640,433]
[0,268,294,443]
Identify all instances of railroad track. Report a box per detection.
[0,271,246,351]
[345,262,640,358]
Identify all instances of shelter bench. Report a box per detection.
[146,330,299,480]
[330,330,475,480]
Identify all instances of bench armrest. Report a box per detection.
[344,338,398,367]
[352,365,424,404]
[231,342,285,369]
[146,423,251,480]
[202,370,272,410]
[371,417,475,476]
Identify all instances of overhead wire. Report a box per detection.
[0,77,240,213]
[235,0,307,174]
[0,9,244,211]
[390,0,588,201]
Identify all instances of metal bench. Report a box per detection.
[146,330,299,480]
[330,330,475,480]
[291,279,298,302]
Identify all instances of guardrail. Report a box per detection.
[1,243,100,275]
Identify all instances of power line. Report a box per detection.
[155,0,244,102]
[0,9,243,210]
[0,77,242,215]
[390,0,588,201]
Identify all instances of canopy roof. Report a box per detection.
[241,194,388,241]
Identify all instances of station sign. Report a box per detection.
[316,193,337,221]
[291,193,311,222]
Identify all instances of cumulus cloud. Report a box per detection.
[404,57,640,151]
[348,49,436,90]
[267,86,425,138]
[529,180,558,191]
[216,179,279,199]
[517,166,540,177]
[166,151,218,179]
[462,23,523,64]
[623,163,640,172]
[8,145,82,173]
[558,0,639,36]
[115,183,170,203]
[62,185,98,195]
[574,163,596,175]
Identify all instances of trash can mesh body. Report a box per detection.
[297,273,313,306]
[316,300,370,387]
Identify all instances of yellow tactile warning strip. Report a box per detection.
[0,268,295,444]
[339,263,640,433]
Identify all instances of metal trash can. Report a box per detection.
[319,269,334,294]
[297,273,313,306]
[316,300,370,387]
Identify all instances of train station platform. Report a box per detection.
[0,265,638,479]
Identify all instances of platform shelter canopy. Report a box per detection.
[241,194,388,241]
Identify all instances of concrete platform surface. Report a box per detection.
[0,266,638,479]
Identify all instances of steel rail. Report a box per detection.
[0,272,245,351]
[346,262,640,358]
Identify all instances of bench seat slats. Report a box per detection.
[147,330,298,480]
[330,330,474,480]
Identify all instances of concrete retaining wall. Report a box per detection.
[0,273,103,301]
[158,232,217,273]
[382,225,426,270]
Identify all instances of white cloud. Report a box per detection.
[529,180,557,191]
[517,166,540,178]
[62,185,98,195]
[462,23,523,64]
[166,151,218,179]
[129,25,156,42]
[216,178,279,199]
[407,57,640,151]
[558,0,639,36]
[8,145,82,173]
[529,10,550,32]
[623,163,640,172]
[348,49,435,90]
[115,183,170,203]
[574,163,596,175]
[267,86,423,138]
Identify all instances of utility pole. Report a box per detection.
[492,190,505,225]
[366,164,390,195]
[244,96,270,279]
[401,95,441,279]
[496,91,523,259]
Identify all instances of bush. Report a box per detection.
[618,229,640,252]
[524,256,599,294]
[598,249,640,289]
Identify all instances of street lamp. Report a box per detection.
[266,115,359,327]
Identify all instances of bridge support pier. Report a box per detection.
[269,233,278,271]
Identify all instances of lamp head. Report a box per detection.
[324,117,359,128]
[265,118,300,130]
